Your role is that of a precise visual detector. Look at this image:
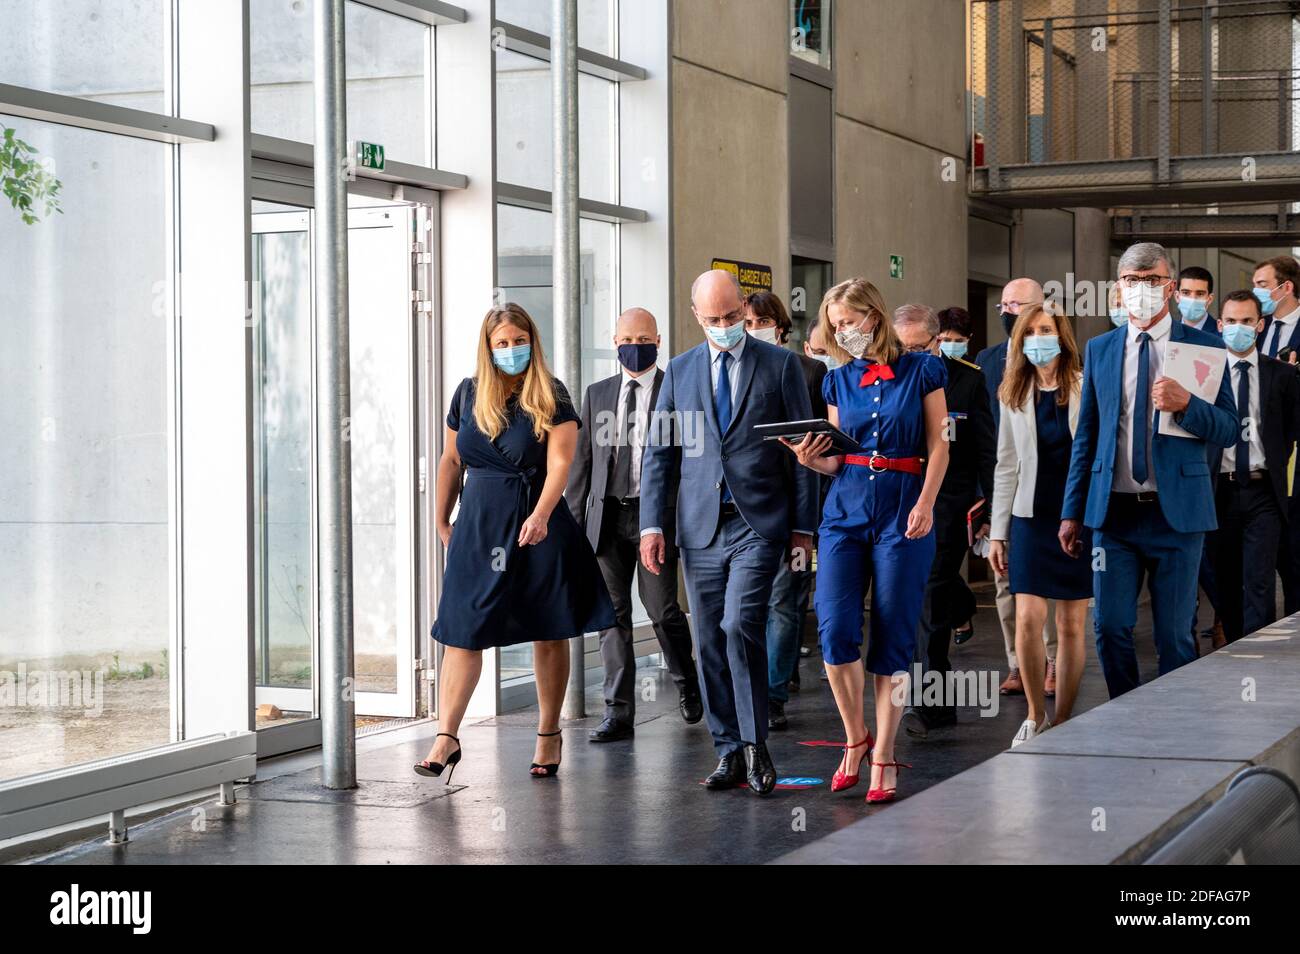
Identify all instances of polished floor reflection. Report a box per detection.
[31,585,1168,865]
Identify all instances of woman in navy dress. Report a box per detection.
[784,279,950,804]
[988,304,1090,748]
[416,303,614,781]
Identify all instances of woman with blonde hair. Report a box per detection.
[783,277,950,803]
[415,303,614,781]
[988,303,1090,748]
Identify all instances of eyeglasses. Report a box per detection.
[697,307,745,327]
[997,300,1037,311]
[904,337,935,354]
[1119,274,1171,289]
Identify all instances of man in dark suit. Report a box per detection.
[974,278,1057,697]
[565,307,702,742]
[1061,243,1238,699]
[1175,265,1219,337]
[896,304,996,736]
[1208,290,1300,643]
[640,269,817,795]
[742,290,826,729]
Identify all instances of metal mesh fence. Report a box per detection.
[970,0,1300,190]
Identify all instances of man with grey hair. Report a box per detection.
[639,269,817,794]
[893,304,996,736]
[1061,242,1238,703]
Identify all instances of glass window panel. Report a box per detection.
[494,204,626,682]
[790,0,831,70]
[496,51,617,203]
[0,118,171,779]
[495,0,615,56]
[250,0,430,164]
[0,0,167,111]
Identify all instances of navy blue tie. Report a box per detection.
[716,351,733,502]
[1235,360,1251,483]
[1132,331,1151,486]
[1267,323,1280,357]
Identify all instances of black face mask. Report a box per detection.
[999,310,1017,337]
[617,342,658,373]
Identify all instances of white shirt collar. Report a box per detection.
[1127,312,1173,343]
[621,367,652,388]
[1230,348,1259,370]
[1274,304,1300,326]
[711,333,746,363]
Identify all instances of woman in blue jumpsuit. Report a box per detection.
[785,279,950,804]
[417,304,614,782]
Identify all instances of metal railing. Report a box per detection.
[970,0,1300,191]
[1144,766,1300,864]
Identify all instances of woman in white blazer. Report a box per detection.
[988,304,1090,749]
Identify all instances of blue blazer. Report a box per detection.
[640,339,817,549]
[1062,320,1238,534]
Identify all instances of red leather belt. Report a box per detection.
[844,454,924,475]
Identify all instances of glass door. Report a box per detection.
[251,200,421,724]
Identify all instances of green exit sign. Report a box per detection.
[356,141,385,170]
[889,254,904,279]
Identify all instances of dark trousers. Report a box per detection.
[912,499,975,718]
[1276,492,1300,616]
[1212,479,1283,642]
[594,497,696,724]
[1093,495,1202,699]
[680,511,784,755]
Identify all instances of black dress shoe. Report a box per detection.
[704,751,745,790]
[953,619,975,645]
[588,717,634,743]
[679,684,704,724]
[768,700,788,731]
[744,742,777,795]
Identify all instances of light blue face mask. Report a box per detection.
[492,343,532,375]
[1022,334,1061,367]
[939,340,969,360]
[1109,308,1129,327]
[1254,286,1279,317]
[1179,298,1208,324]
[1221,322,1258,354]
[704,320,746,349]
[809,352,839,370]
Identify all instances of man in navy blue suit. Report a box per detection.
[1061,243,1239,699]
[639,269,817,795]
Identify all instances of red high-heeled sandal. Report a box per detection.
[866,759,911,803]
[800,732,875,792]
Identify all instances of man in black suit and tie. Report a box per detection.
[566,307,702,742]
[1209,290,1300,644]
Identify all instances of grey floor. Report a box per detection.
[29,583,1170,865]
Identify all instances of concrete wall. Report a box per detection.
[670,0,789,349]
[834,0,969,317]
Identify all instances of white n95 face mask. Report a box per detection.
[1121,282,1167,323]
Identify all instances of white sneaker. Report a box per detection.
[1010,717,1051,748]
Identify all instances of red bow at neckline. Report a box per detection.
[859,363,895,388]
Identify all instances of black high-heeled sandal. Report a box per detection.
[530,730,562,778]
[414,732,462,783]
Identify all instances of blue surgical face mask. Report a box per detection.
[1221,322,1258,354]
[1254,286,1279,317]
[1109,307,1129,327]
[617,342,658,373]
[492,343,532,375]
[704,320,746,349]
[939,340,969,360]
[809,352,839,370]
[1022,334,1061,368]
[1179,298,1208,323]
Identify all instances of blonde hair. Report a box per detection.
[998,303,1082,410]
[817,278,901,366]
[473,303,559,441]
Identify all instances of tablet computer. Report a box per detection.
[753,419,861,457]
